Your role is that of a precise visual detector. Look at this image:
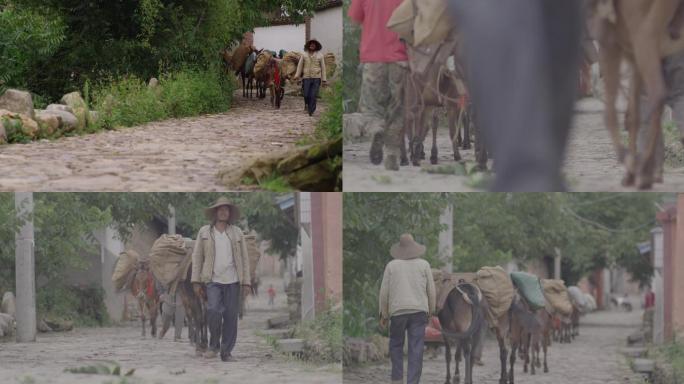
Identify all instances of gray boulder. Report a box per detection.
[0,89,35,119]
[1,292,15,318]
[59,92,87,130]
[43,106,78,132]
[0,312,15,337]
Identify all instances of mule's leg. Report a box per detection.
[139,301,146,337]
[497,332,508,384]
[151,302,158,337]
[445,341,452,384]
[623,68,642,186]
[543,333,549,373]
[431,109,439,164]
[455,343,462,384]
[449,107,462,161]
[463,341,472,384]
[598,36,627,164]
[631,2,671,189]
[529,333,536,375]
[509,340,517,384]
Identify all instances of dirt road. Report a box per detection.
[0,94,322,191]
[344,310,645,384]
[0,277,341,384]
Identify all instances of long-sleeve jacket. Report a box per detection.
[295,52,327,82]
[379,258,436,319]
[191,225,251,285]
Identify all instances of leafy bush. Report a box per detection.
[0,5,66,92]
[292,306,343,363]
[93,68,234,129]
[316,81,342,140]
[37,285,111,327]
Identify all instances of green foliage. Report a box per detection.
[0,5,66,92]
[344,193,450,337]
[1,116,31,143]
[4,0,321,101]
[292,306,343,363]
[315,81,343,140]
[38,285,110,326]
[92,68,234,129]
[658,342,684,379]
[342,0,361,113]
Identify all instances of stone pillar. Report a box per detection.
[168,205,176,235]
[652,226,665,344]
[554,248,562,279]
[15,192,36,342]
[439,204,453,273]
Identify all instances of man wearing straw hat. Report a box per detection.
[379,233,436,384]
[191,197,251,362]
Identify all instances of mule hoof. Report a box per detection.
[636,174,654,190]
[621,172,635,187]
[544,367,549,373]
[400,157,409,166]
[454,153,462,162]
[430,157,438,165]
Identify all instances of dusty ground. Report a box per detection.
[343,97,684,191]
[0,93,323,191]
[344,310,646,384]
[0,276,341,384]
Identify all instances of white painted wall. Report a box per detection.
[310,6,343,59]
[254,24,306,54]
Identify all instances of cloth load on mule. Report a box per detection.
[324,52,337,79]
[254,51,273,77]
[281,52,301,79]
[231,44,252,72]
[387,0,453,47]
[541,279,574,316]
[149,234,192,292]
[510,271,547,311]
[244,232,261,283]
[112,249,142,291]
[432,269,477,312]
[568,286,589,311]
[474,266,515,326]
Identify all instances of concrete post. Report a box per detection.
[554,248,562,279]
[439,204,453,273]
[652,226,665,344]
[167,205,176,235]
[14,192,36,342]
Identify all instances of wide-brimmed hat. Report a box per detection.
[305,39,322,52]
[390,233,426,260]
[204,197,241,223]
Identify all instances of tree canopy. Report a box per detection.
[1,0,323,100]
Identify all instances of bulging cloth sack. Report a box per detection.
[475,266,514,326]
[112,249,141,291]
[510,271,547,311]
[541,279,574,316]
[387,0,454,47]
[149,234,189,288]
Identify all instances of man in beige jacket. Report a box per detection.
[294,38,327,116]
[379,233,436,384]
[192,197,251,362]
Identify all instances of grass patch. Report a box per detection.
[421,163,465,175]
[93,67,234,129]
[291,307,343,364]
[298,81,342,145]
[64,361,134,376]
[657,341,684,379]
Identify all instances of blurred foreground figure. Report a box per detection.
[449,0,583,191]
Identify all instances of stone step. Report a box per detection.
[632,358,655,373]
[621,347,648,358]
[260,329,292,339]
[267,315,290,329]
[277,338,305,353]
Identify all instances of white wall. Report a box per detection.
[310,6,343,59]
[254,24,306,54]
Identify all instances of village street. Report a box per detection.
[0,94,323,192]
[343,97,684,191]
[0,276,341,384]
[344,310,646,384]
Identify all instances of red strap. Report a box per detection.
[146,271,154,297]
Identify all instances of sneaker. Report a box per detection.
[370,131,384,165]
[203,350,218,359]
[384,154,399,171]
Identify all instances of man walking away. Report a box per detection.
[379,233,436,384]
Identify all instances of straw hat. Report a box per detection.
[390,233,426,260]
[305,38,322,52]
[204,197,241,224]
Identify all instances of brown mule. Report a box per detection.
[130,263,160,338]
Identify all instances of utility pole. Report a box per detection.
[15,192,36,342]
[167,204,184,340]
[439,204,454,273]
[554,247,562,279]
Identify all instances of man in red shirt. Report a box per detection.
[349,0,409,171]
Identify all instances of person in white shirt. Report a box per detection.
[191,197,251,362]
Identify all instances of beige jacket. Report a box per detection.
[191,225,251,285]
[379,258,436,319]
[295,52,327,82]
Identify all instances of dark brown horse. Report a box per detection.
[130,263,159,337]
[438,282,487,384]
